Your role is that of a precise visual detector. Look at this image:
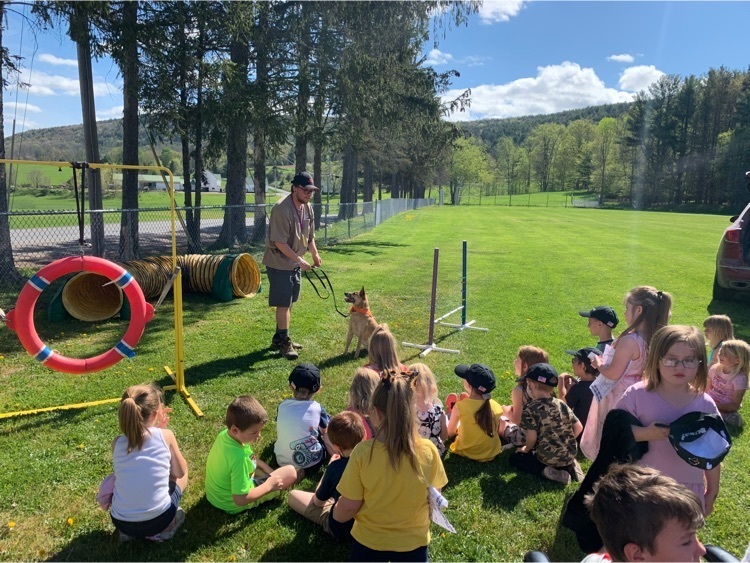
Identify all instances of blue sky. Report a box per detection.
[2,1,750,133]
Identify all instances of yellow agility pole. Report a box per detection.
[0,159,203,418]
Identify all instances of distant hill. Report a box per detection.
[4,119,179,163]
[458,102,632,146]
[5,101,633,162]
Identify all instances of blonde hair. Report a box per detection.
[621,286,672,347]
[644,325,708,393]
[367,324,401,372]
[409,362,438,405]
[717,339,750,379]
[118,383,163,453]
[370,371,422,473]
[703,315,734,346]
[348,367,379,414]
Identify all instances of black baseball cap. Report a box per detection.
[667,411,732,471]
[292,171,319,190]
[566,347,602,369]
[578,306,619,328]
[289,363,321,392]
[455,364,496,394]
[522,363,559,387]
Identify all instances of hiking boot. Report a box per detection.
[270,336,303,350]
[279,337,299,360]
[543,466,571,485]
[571,460,585,482]
[147,507,185,542]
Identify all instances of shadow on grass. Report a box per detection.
[323,240,407,257]
[47,496,292,562]
[0,398,118,435]
[182,347,280,386]
[259,508,350,562]
[707,296,750,341]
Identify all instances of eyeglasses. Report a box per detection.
[660,357,701,369]
[297,187,315,194]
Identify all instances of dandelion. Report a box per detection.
[76,444,84,450]
[227,556,237,562]
[8,521,15,528]
[66,517,74,526]
[0,354,4,360]
[148,367,154,371]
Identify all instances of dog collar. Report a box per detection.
[350,306,372,316]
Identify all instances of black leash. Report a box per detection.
[303,268,349,318]
[71,161,90,251]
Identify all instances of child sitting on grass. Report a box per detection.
[446,363,503,462]
[345,367,379,439]
[506,363,583,484]
[287,411,366,543]
[703,314,734,367]
[584,464,706,562]
[707,339,750,428]
[558,347,601,432]
[275,363,333,479]
[410,362,449,456]
[578,305,619,352]
[205,396,297,514]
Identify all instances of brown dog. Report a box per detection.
[343,287,378,358]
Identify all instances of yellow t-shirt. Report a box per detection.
[449,398,503,461]
[337,437,448,552]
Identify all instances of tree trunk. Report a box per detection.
[362,159,373,202]
[215,35,249,250]
[118,0,139,261]
[0,1,23,287]
[75,10,105,256]
[339,143,357,219]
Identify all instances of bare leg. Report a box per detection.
[276,306,291,331]
[273,464,298,490]
[288,490,315,515]
[173,467,188,493]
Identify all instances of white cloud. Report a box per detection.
[479,0,526,23]
[21,69,118,98]
[618,65,665,92]
[442,61,635,121]
[607,54,635,64]
[4,101,42,114]
[425,48,453,66]
[3,117,44,132]
[38,53,78,67]
[97,105,124,120]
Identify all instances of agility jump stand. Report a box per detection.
[402,241,488,358]
[436,240,489,334]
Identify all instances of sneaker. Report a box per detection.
[279,337,299,360]
[118,531,134,543]
[147,508,185,542]
[445,393,458,415]
[543,466,571,485]
[724,411,744,427]
[571,460,585,482]
[270,336,303,350]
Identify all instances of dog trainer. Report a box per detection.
[263,171,322,360]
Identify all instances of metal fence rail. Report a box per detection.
[2,198,435,278]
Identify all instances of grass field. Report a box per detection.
[0,205,748,561]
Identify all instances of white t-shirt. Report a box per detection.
[274,399,328,468]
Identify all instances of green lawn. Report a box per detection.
[0,205,748,561]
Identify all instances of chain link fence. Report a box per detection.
[1,198,435,283]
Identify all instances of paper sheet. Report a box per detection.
[428,486,456,533]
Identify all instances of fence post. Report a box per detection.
[324,203,328,245]
[227,206,233,252]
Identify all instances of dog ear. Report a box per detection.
[360,287,366,296]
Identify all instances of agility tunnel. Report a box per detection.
[57,253,261,322]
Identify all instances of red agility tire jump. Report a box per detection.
[6,256,155,374]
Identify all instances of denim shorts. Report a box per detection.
[267,266,301,307]
[111,481,183,538]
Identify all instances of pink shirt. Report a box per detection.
[707,364,748,408]
[616,382,719,493]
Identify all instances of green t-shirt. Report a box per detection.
[205,429,256,514]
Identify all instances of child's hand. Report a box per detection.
[644,423,670,441]
[267,475,284,492]
[329,453,341,463]
[156,406,172,429]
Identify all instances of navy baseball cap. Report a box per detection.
[522,363,559,387]
[667,411,731,471]
[455,364,496,394]
[289,363,321,392]
[578,306,619,328]
[292,171,319,190]
[566,347,602,369]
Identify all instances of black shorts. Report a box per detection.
[267,266,301,307]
